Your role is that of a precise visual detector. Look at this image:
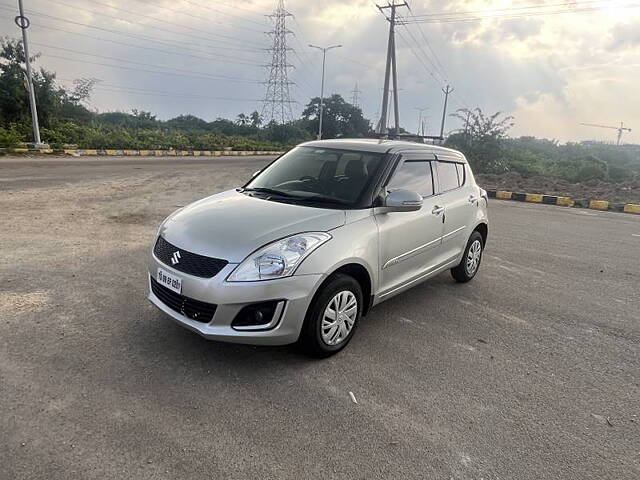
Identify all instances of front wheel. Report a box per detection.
[298,274,363,357]
[451,231,484,283]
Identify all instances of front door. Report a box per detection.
[375,156,446,295]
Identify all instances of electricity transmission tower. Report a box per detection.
[350,83,361,109]
[376,1,409,138]
[261,0,294,124]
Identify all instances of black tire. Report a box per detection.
[451,231,484,283]
[298,273,363,357]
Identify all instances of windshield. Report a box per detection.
[244,146,384,207]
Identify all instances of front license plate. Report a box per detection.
[157,267,182,294]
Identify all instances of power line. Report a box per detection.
[31,43,261,82]
[41,54,264,84]
[78,0,264,34]
[409,0,611,18]
[25,24,263,67]
[181,0,269,27]
[394,29,445,88]
[41,0,265,49]
[402,2,640,23]
[0,5,264,55]
[402,6,450,84]
[129,0,268,31]
[395,17,447,85]
[56,77,287,105]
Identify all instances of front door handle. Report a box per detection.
[432,206,445,215]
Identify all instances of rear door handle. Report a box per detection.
[432,206,445,215]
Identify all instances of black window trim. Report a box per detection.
[435,159,466,194]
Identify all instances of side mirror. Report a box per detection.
[383,189,423,212]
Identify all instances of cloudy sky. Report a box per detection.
[1,0,639,143]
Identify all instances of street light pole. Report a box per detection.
[15,0,42,145]
[309,44,342,140]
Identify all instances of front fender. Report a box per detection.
[295,212,379,294]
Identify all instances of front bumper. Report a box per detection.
[147,253,324,346]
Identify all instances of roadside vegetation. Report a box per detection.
[1,36,639,192]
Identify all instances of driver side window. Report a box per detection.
[386,160,434,197]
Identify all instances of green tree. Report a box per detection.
[249,110,262,128]
[446,108,515,173]
[236,113,248,126]
[302,94,371,139]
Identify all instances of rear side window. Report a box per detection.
[437,161,463,192]
[387,161,434,197]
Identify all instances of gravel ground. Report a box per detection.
[1,156,639,480]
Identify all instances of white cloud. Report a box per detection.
[3,0,638,142]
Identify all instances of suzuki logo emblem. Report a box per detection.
[171,251,182,265]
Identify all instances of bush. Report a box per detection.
[0,125,24,147]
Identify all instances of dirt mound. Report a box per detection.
[476,174,640,204]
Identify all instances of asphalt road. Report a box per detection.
[1,156,639,479]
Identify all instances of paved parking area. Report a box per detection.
[1,156,639,479]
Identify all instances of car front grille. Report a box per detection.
[150,277,217,323]
[153,236,228,278]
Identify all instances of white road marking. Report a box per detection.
[633,234,640,237]
[349,392,358,404]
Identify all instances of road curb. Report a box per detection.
[486,190,639,215]
[3,148,285,157]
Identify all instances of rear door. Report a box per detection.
[375,154,446,295]
[435,157,476,261]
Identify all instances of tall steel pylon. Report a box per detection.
[351,83,361,109]
[261,0,294,124]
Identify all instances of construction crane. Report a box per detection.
[580,122,632,146]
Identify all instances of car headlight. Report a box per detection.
[227,232,331,282]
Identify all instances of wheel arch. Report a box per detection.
[473,222,488,246]
[316,261,374,317]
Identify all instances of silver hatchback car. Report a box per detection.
[149,139,489,356]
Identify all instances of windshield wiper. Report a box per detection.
[295,196,351,206]
[240,187,296,197]
[241,188,350,207]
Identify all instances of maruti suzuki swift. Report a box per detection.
[148,139,489,356]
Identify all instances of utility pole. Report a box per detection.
[464,109,471,146]
[414,107,428,135]
[14,0,41,145]
[376,1,408,138]
[439,84,454,141]
[309,44,342,140]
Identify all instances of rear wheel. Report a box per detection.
[451,231,484,283]
[298,274,363,357]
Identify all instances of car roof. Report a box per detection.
[298,138,467,162]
